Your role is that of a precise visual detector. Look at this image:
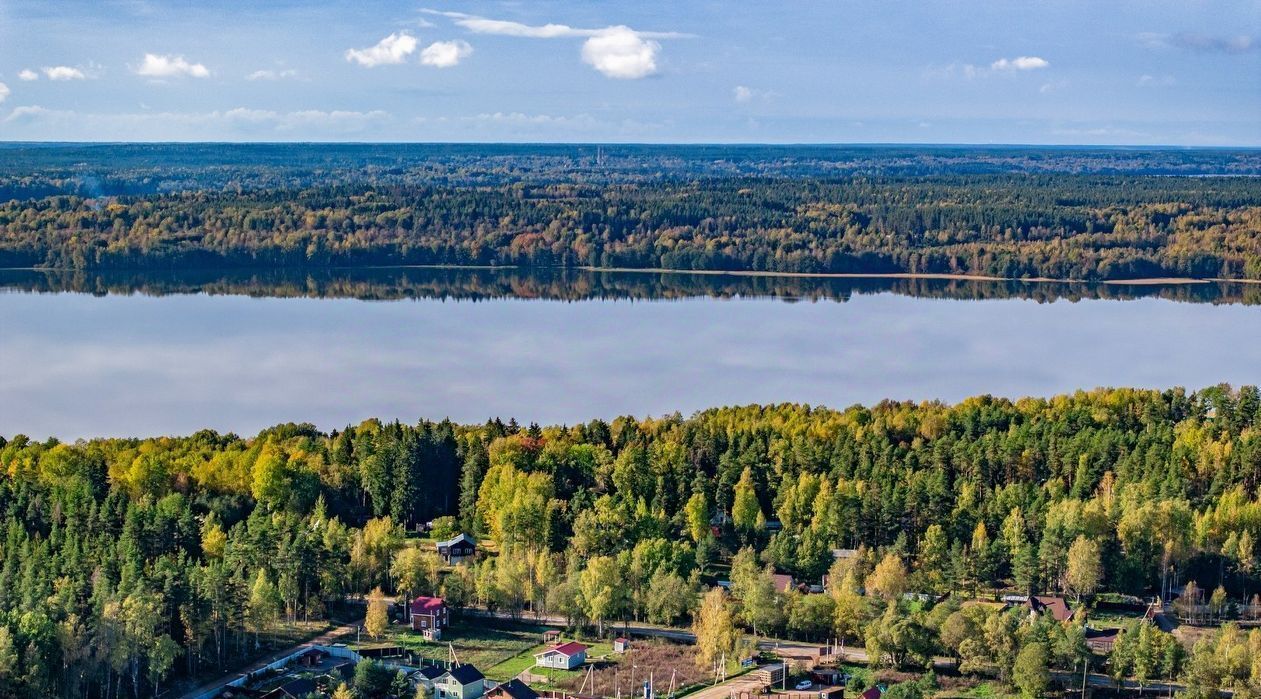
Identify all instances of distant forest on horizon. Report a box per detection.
[1,143,1259,281]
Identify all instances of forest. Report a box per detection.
[5,386,1261,697]
[1,144,1260,281]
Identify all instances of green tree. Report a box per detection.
[1064,535,1102,601]
[645,570,694,625]
[732,467,762,533]
[354,659,396,699]
[1013,641,1049,698]
[579,556,625,635]
[693,588,739,669]
[867,552,908,601]
[0,626,15,678]
[685,491,710,543]
[247,569,281,646]
[365,586,390,640]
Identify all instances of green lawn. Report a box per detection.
[934,681,1015,699]
[484,637,615,682]
[392,619,549,671]
[1088,610,1141,629]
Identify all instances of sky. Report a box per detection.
[0,0,1257,145]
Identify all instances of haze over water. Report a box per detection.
[4,270,1260,440]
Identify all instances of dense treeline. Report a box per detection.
[2,174,1260,280]
[3,144,1259,203]
[5,266,1261,305]
[5,387,1261,696]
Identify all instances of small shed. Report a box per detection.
[542,629,561,643]
[613,637,630,653]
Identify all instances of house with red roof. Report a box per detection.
[410,595,449,639]
[534,641,589,670]
[1026,595,1073,622]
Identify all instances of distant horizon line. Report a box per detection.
[1,140,1258,150]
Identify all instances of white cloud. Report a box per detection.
[43,66,87,81]
[733,85,753,103]
[18,69,39,81]
[1141,32,1256,54]
[345,32,418,67]
[420,40,473,68]
[582,26,660,79]
[245,69,298,81]
[991,56,1049,71]
[0,83,9,104]
[4,105,61,122]
[135,53,210,78]
[425,10,688,79]
[446,16,584,38]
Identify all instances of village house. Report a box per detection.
[1026,595,1074,622]
[534,641,589,670]
[486,678,541,699]
[411,595,450,639]
[434,665,486,699]
[409,665,446,693]
[437,533,477,564]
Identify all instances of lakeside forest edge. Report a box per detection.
[5,386,1261,697]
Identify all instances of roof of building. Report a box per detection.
[415,665,446,680]
[411,595,446,614]
[1085,627,1121,653]
[444,664,485,685]
[262,678,317,699]
[770,573,796,593]
[861,687,883,699]
[1028,595,1073,622]
[438,533,476,548]
[537,641,589,657]
[491,679,541,699]
[614,637,630,643]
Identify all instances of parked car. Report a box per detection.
[796,680,814,690]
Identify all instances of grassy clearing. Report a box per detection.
[393,619,551,670]
[1087,610,1141,629]
[552,641,713,697]
[933,681,1014,699]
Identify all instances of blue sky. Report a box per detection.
[0,0,1257,144]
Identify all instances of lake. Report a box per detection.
[4,268,1261,440]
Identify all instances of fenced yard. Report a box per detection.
[395,619,551,672]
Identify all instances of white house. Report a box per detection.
[533,641,588,670]
[434,665,485,699]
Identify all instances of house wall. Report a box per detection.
[435,678,484,699]
[537,652,583,670]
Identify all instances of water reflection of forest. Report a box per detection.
[3,267,1259,305]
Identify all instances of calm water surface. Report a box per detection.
[3,271,1261,439]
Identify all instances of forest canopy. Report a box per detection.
[1,144,1259,280]
[3,386,1261,696]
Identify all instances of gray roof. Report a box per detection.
[444,664,485,685]
[437,533,476,548]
